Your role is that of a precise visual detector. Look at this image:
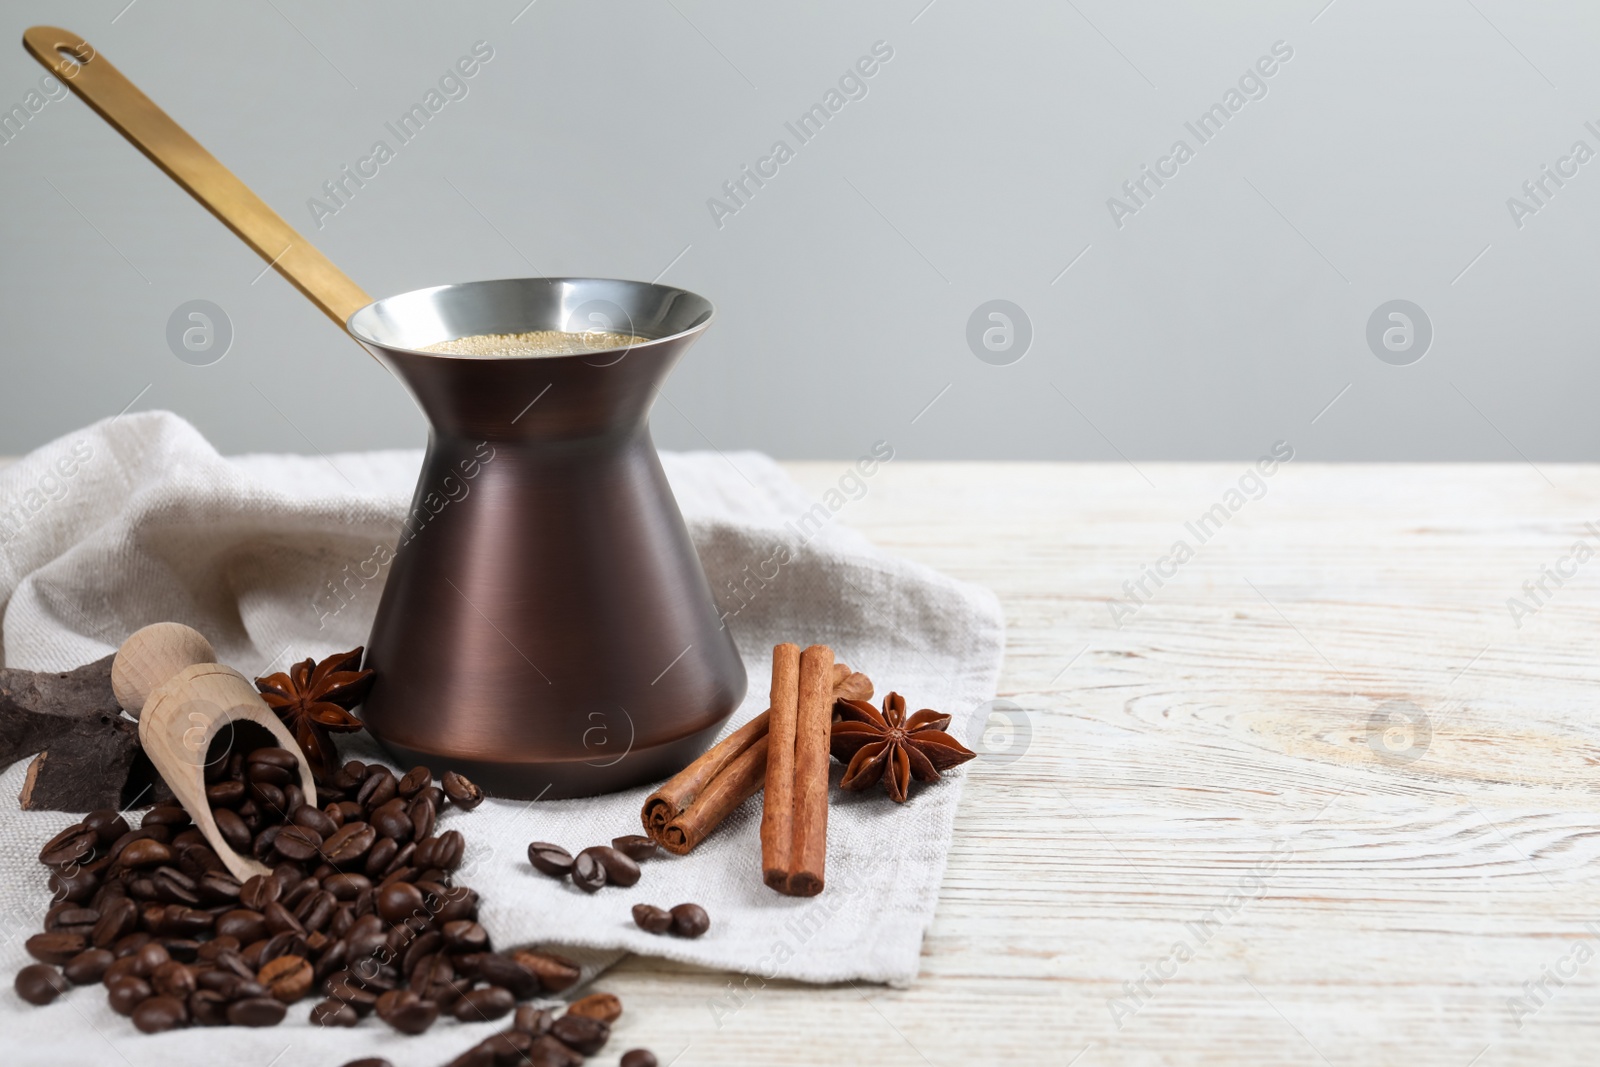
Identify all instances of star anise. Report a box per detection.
[830,691,976,803]
[255,649,375,781]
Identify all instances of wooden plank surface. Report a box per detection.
[586,461,1600,1067]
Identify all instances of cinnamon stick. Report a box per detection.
[639,658,874,857]
[760,644,802,889]
[785,645,834,896]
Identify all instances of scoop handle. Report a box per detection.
[23,25,372,328]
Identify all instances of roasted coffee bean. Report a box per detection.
[163,939,201,963]
[151,959,196,999]
[295,889,336,933]
[422,829,465,872]
[475,953,540,1000]
[513,1004,555,1035]
[251,825,284,862]
[281,874,319,911]
[322,872,371,901]
[216,908,268,943]
[435,885,479,924]
[397,765,431,798]
[131,939,170,977]
[142,804,191,829]
[611,834,658,861]
[107,974,152,1014]
[39,823,97,868]
[527,842,574,878]
[236,799,262,830]
[171,828,209,853]
[188,988,230,1026]
[84,808,131,845]
[250,781,287,812]
[151,866,201,906]
[62,947,115,984]
[197,871,242,905]
[581,845,640,888]
[408,954,457,1004]
[453,983,515,1022]
[444,1045,497,1067]
[620,1051,659,1067]
[227,995,287,1026]
[377,881,424,923]
[357,770,397,811]
[132,993,188,1032]
[176,842,222,877]
[259,931,309,964]
[248,746,301,771]
[630,903,672,934]
[531,1034,585,1067]
[570,849,606,893]
[258,954,313,1002]
[195,936,241,962]
[47,865,99,904]
[283,784,307,812]
[363,836,398,878]
[291,804,338,838]
[273,825,322,862]
[47,904,99,931]
[206,779,247,808]
[335,800,364,823]
[567,991,623,1024]
[213,807,252,852]
[118,836,174,870]
[552,1012,610,1055]
[321,802,346,830]
[408,794,438,842]
[440,920,489,954]
[15,963,70,1005]
[310,997,360,1027]
[370,798,413,843]
[324,974,379,1014]
[26,931,86,965]
[339,1060,393,1067]
[402,931,443,977]
[247,763,292,789]
[103,954,143,986]
[157,905,213,938]
[669,903,710,939]
[375,987,438,1034]
[322,822,376,866]
[441,770,484,810]
[512,949,581,993]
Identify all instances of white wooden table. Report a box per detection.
[590,461,1600,1066]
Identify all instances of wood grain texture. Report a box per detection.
[583,462,1600,1067]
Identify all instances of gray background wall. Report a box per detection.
[1,0,1596,461]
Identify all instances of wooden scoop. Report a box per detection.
[113,622,315,882]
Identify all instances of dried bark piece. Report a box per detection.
[18,710,144,813]
[0,654,121,771]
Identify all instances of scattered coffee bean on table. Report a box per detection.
[670,903,711,938]
[621,1050,660,1067]
[611,835,658,861]
[631,904,673,934]
[528,841,575,878]
[15,963,69,1005]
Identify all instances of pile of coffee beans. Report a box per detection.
[18,745,585,1038]
[526,835,658,893]
[630,903,710,939]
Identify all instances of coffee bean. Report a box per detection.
[188,988,230,1026]
[248,747,300,771]
[570,850,606,893]
[435,885,480,924]
[107,975,152,1014]
[310,997,360,1027]
[370,798,413,842]
[422,829,465,872]
[581,845,640,888]
[611,835,658,861]
[357,770,397,811]
[475,953,539,1000]
[151,866,201,907]
[322,872,371,901]
[621,1051,659,1067]
[321,802,346,830]
[208,807,249,852]
[441,771,484,810]
[26,931,86,965]
[402,931,443,977]
[15,963,70,1005]
[453,984,515,1022]
[363,836,398,878]
[377,881,424,923]
[159,905,214,938]
[397,765,431,798]
[512,949,581,993]
[39,823,97,868]
[84,808,130,845]
[250,781,287,812]
[163,938,202,963]
[440,920,490,954]
[375,987,438,1034]
[63,947,115,984]
[132,993,188,1032]
[552,1012,610,1055]
[408,795,437,842]
[530,1035,585,1067]
[142,804,191,829]
[197,871,242,905]
[151,959,196,998]
[527,842,574,878]
[47,904,99,931]
[321,821,376,865]
[119,838,175,869]
[103,954,143,986]
[47,865,99,904]
[227,995,287,1026]
[669,903,710,939]
[567,991,623,1023]
[257,954,313,1002]
[206,780,247,808]
[215,908,267,944]
[444,1046,497,1067]
[291,804,338,838]
[274,825,323,862]
[238,874,280,912]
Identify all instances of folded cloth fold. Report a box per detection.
[0,412,1004,1063]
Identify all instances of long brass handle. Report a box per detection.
[23,25,372,329]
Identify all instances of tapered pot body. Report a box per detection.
[348,278,746,798]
